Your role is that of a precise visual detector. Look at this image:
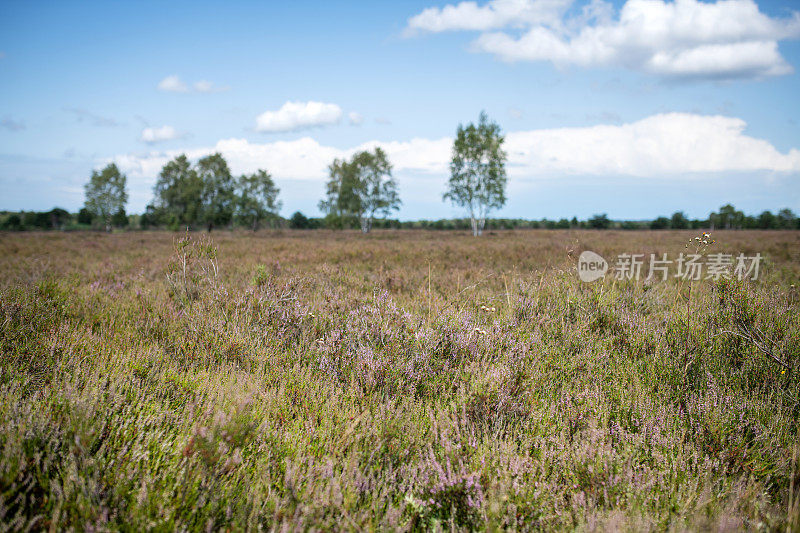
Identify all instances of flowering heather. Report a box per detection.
[0,229,798,531]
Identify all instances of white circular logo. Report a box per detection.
[578,251,608,282]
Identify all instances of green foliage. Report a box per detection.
[620,220,644,230]
[289,211,310,229]
[650,216,670,229]
[145,153,282,231]
[710,203,745,230]
[5,200,797,234]
[0,209,75,231]
[237,169,281,230]
[84,163,128,231]
[198,153,237,231]
[183,402,257,473]
[555,218,570,229]
[671,210,690,229]
[588,213,610,229]
[319,147,400,233]
[252,264,270,287]
[0,213,23,230]
[758,210,776,229]
[352,148,400,232]
[111,208,129,228]
[77,207,93,225]
[444,111,507,236]
[149,154,204,229]
[47,208,71,229]
[777,208,798,229]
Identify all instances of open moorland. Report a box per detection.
[1,229,799,531]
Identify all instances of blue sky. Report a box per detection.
[1,0,799,220]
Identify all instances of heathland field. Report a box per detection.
[1,229,799,531]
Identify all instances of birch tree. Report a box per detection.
[84,163,128,232]
[319,148,399,233]
[443,112,507,236]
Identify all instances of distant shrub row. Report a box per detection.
[3,204,798,232]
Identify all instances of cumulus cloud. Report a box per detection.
[406,0,571,34]
[255,101,344,133]
[407,0,800,80]
[140,125,181,144]
[115,113,800,194]
[157,75,189,93]
[503,113,800,176]
[114,136,452,185]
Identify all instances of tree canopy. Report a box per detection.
[149,154,203,229]
[319,147,400,233]
[144,153,281,231]
[237,169,281,230]
[84,163,128,232]
[198,153,236,231]
[443,111,507,236]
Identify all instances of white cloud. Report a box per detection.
[193,80,230,93]
[348,112,365,126]
[158,75,229,93]
[359,137,453,174]
[406,0,571,34]
[255,101,344,133]
[407,0,800,80]
[116,113,800,191]
[115,136,451,184]
[157,75,188,93]
[140,125,181,144]
[503,113,800,176]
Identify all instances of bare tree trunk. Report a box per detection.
[360,216,372,233]
[470,215,486,236]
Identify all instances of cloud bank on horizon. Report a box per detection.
[406,0,800,79]
[113,112,800,211]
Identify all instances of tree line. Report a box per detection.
[2,112,799,233]
[141,154,281,231]
[4,204,799,232]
